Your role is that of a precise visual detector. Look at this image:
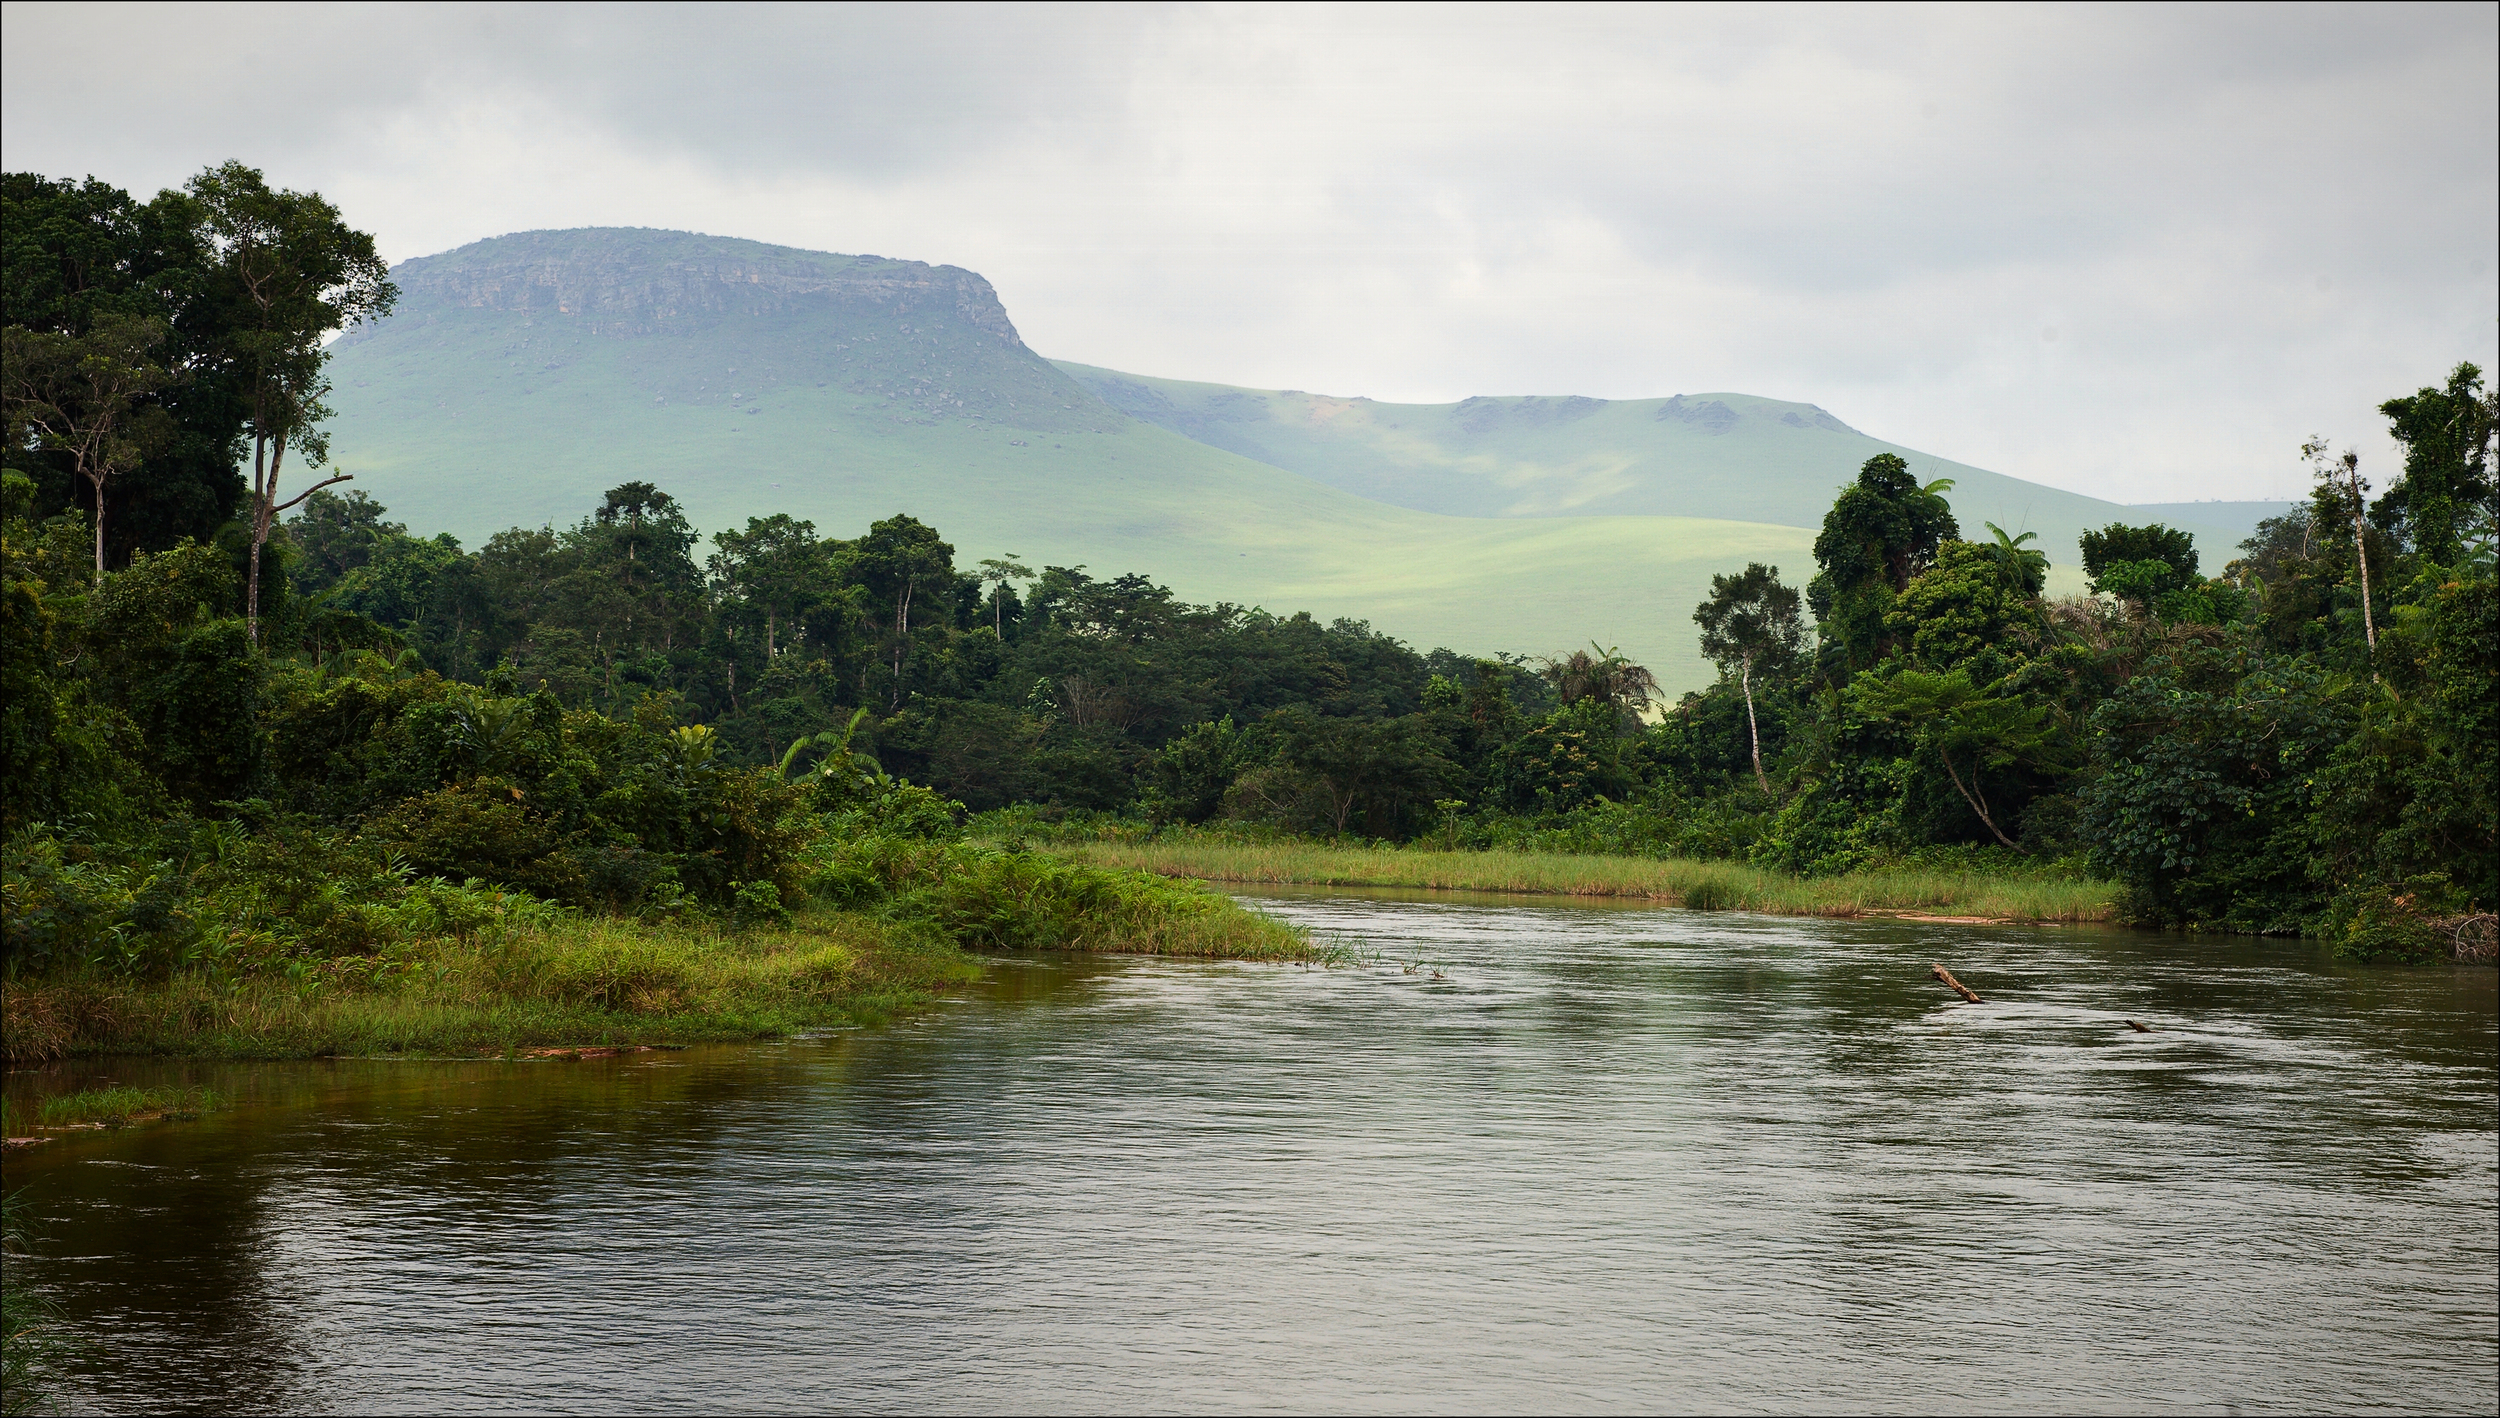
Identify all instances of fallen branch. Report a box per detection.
[1930,963,1982,1003]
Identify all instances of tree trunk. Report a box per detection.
[891,576,915,709]
[1936,747,2021,850]
[247,430,269,645]
[86,471,106,584]
[1741,655,1769,796]
[2344,458,2376,655]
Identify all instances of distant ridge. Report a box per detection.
[1051,361,2253,560]
[320,227,2256,692]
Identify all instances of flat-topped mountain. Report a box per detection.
[322,228,2264,691]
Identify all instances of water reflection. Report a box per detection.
[6,896,2494,1415]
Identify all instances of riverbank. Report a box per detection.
[1045,841,2121,923]
[0,854,1311,1062]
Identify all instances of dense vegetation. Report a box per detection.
[5,162,2494,997]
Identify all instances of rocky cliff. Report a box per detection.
[356,228,1026,346]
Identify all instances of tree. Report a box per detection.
[3,170,254,563]
[1,316,180,580]
[2300,442,2376,655]
[2376,361,2495,568]
[2079,520,2202,619]
[711,514,828,659]
[188,162,395,645]
[1979,522,2049,597]
[850,515,955,708]
[1539,643,1659,717]
[975,555,1033,635]
[1270,708,1452,836]
[285,487,405,596]
[1851,668,2061,850]
[1809,453,1959,671]
[1693,562,1803,794]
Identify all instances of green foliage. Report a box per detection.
[1810,453,1960,673]
[2375,361,2494,569]
[1888,541,2024,677]
[2,321,2489,976]
[1151,716,1252,824]
[2081,523,2200,606]
[2076,646,2344,930]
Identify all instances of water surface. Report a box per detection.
[7,894,2495,1414]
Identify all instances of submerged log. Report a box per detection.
[1930,964,1983,1003]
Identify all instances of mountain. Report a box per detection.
[1053,364,2266,571]
[321,228,2246,694]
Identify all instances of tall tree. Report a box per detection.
[975,554,1033,636]
[1539,643,1660,716]
[1809,453,1958,671]
[2301,442,2376,655]
[710,513,829,658]
[851,515,955,708]
[2376,361,2496,568]
[1,316,180,580]
[1693,563,1804,795]
[2,171,250,562]
[187,162,395,644]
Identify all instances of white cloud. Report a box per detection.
[5,0,2492,503]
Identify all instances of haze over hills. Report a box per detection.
[1052,366,2281,561]
[322,228,2270,693]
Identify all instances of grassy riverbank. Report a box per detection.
[1,849,1309,1062]
[1048,840,2121,923]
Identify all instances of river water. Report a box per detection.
[5,890,2495,1415]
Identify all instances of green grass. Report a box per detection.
[35,1086,219,1128]
[1055,362,2271,570]
[1048,840,2120,924]
[0,907,974,1062]
[1,845,1311,1062]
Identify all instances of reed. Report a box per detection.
[1045,841,2120,924]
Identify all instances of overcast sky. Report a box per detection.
[5,1,2493,504]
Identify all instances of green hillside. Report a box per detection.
[1053,363,2267,569]
[322,228,2242,695]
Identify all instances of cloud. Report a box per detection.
[5,0,2493,504]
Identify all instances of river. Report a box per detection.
[6,890,2495,1415]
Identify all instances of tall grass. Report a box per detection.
[0,907,977,1062]
[1048,841,2120,924]
[0,845,1312,1062]
[812,838,1309,960]
[37,1086,218,1127]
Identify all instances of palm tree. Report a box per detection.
[1540,643,1660,714]
[1981,522,2049,596]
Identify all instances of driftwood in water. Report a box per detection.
[1929,964,1982,1003]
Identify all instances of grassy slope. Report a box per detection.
[326,300,1815,692]
[1051,840,2119,924]
[1055,362,2265,581]
[321,227,2249,695]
